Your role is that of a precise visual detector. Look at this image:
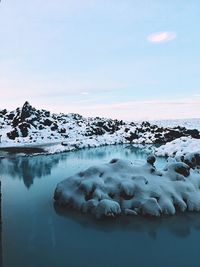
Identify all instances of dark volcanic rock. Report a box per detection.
[182,153,200,169]
[7,129,19,140]
[12,101,38,127]
[184,129,200,138]
[147,155,156,166]
[18,122,31,137]
[43,119,53,127]
[7,113,15,120]
[0,109,7,116]
[125,132,139,142]
[51,123,58,131]
[173,163,190,177]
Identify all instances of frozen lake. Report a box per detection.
[1,145,200,267]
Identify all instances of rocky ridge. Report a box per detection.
[0,102,199,149]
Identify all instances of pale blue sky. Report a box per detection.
[0,0,200,120]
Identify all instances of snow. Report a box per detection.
[155,137,200,158]
[54,155,200,218]
[0,102,199,155]
[152,118,200,131]
[1,102,200,219]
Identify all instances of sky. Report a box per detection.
[0,0,200,120]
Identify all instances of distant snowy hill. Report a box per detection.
[152,118,200,131]
[0,102,199,153]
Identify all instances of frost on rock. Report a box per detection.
[54,156,200,219]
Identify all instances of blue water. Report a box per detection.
[1,145,200,267]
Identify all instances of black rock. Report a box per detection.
[7,129,19,140]
[147,155,156,166]
[18,122,31,137]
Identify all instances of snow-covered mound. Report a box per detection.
[155,137,200,158]
[0,102,199,154]
[155,137,200,171]
[54,155,200,218]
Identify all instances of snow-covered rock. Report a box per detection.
[152,118,200,131]
[0,102,199,154]
[155,137,200,158]
[54,156,200,218]
[155,137,200,171]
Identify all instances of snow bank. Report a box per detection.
[155,137,200,158]
[54,156,200,218]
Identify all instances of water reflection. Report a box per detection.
[0,144,153,189]
[54,203,200,239]
[2,145,200,267]
[0,154,64,188]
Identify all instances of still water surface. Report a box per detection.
[1,145,200,267]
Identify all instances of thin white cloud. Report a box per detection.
[147,31,176,43]
[81,92,89,95]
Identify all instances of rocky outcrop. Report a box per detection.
[0,102,199,145]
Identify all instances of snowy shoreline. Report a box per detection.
[0,102,200,156]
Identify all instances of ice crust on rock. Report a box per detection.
[54,156,200,218]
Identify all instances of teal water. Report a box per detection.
[1,145,200,267]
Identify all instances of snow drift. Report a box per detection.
[54,155,200,218]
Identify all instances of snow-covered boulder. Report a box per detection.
[54,156,200,219]
[155,137,200,157]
